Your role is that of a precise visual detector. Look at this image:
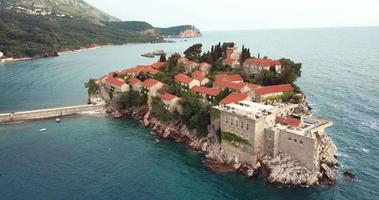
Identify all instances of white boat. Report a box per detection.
[40,128,47,132]
[56,118,61,123]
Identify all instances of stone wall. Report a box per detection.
[0,104,104,123]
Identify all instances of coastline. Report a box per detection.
[107,104,338,188]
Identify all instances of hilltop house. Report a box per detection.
[243,58,282,75]
[183,60,199,73]
[199,62,212,74]
[142,79,164,97]
[223,58,241,68]
[253,84,294,103]
[121,65,159,78]
[104,76,129,92]
[191,86,221,105]
[213,80,250,93]
[128,77,142,92]
[161,93,180,112]
[175,73,200,92]
[225,48,241,60]
[193,70,210,85]
[215,74,244,83]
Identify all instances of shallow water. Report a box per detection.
[1,27,379,199]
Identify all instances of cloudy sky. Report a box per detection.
[86,0,379,31]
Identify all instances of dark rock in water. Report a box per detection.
[203,159,235,173]
[343,171,356,180]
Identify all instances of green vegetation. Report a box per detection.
[179,93,210,137]
[157,25,200,37]
[184,43,202,62]
[105,21,154,32]
[221,131,251,146]
[210,109,220,121]
[84,79,97,96]
[0,9,160,57]
[151,97,175,121]
[117,91,147,109]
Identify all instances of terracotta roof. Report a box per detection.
[121,65,159,75]
[175,73,194,84]
[185,60,199,66]
[219,92,248,105]
[105,76,125,87]
[223,58,237,65]
[143,79,161,88]
[255,84,293,95]
[215,74,243,83]
[246,83,261,90]
[276,116,301,127]
[191,86,220,96]
[162,93,177,101]
[128,77,141,85]
[213,80,245,91]
[193,70,205,78]
[151,62,167,70]
[244,58,281,68]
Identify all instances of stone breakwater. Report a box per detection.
[0,104,104,123]
[110,106,338,188]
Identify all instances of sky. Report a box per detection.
[86,0,379,31]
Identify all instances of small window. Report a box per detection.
[226,118,228,124]
[241,122,244,128]
[246,124,249,130]
[288,137,292,141]
[300,141,303,144]
[294,139,297,143]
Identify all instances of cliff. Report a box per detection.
[106,103,337,188]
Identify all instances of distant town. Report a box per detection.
[87,42,338,187]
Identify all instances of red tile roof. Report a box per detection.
[151,62,167,70]
[162,93,177,101]
[193,70,205,78]
[219,92,248,105]
[213,80,245,91]
[215,74,243,83]
[128,77,141,85]
[244,58,281,68]
[175,73,194,84]
[255,84,293,95]
[276,116,301,127]
[105,76,125,87]
[223,58,237,65]
[246,83,261,90]
[121,65,159,75]
[143,79,161,88]
[191,86,221,96]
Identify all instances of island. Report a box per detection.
[86,42,338,187]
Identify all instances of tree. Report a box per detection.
[159,54,167,62]
[216,89,231,103]
[151,97,175,121]
[184,43,202,62]
[84,79,97,97]
[240,45,251,63]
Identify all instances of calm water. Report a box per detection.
[1,27,379,199]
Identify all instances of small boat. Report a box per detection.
[155,139,160,144]
[141,52,155,58]
[40,128,47,132]
[56,118,61,123]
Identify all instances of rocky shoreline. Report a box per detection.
[107,105,339,188]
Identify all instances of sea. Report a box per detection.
[0,27,378,200]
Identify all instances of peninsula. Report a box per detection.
[87,42,338,187]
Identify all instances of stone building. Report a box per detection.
[128,77,142,92]
[103,76,129,93]
[243,58,282,76]
[142,79,164,97]
[175,73,200,92]
[214,100,333,172]
[223,58,241,68]
[161,93,180,112]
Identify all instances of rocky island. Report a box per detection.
[86,42,338,188]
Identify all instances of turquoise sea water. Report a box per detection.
[0,27,379,199]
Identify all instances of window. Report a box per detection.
[241,122,244,128]
[300,141,303,144]
[288,137,292,141]
[294,139,297,143]
[236,120,239,127]
[246,124,249,130]
[226,118,228,124]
